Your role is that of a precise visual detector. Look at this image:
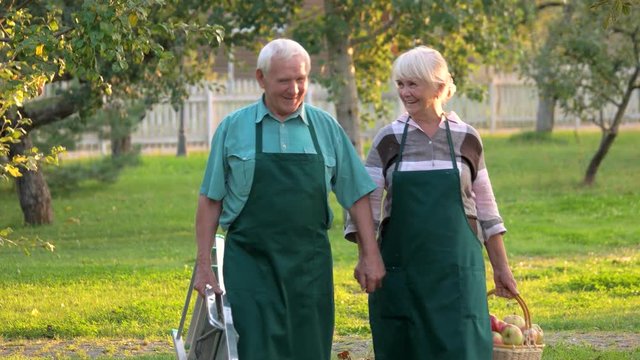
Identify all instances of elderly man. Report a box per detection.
[194,38,385,360]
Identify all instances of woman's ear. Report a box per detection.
[435,83,447,101]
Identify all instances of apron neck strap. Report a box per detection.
[394,114,457,172]
[255,110,322,155]
[395,119,411,172]
[443,116,457,171]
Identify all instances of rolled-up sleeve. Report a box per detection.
[200,121,228,201]
[474,167,507,241]
[344,133,385,242]
[331,127,376,211]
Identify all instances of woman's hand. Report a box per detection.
[493,266,518,298]
[485,233,518,298]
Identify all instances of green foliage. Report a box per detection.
[0,0,228,233]
[590,0,635,28]
[1,118,66,181]
[0,227,56,255]
[524,2,640,127]
[0,0,225,140]
[292,0,532,124]
[206,0,302,50]
[45,152,140,194]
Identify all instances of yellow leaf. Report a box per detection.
[5,165,22,177]
[65,217,81,225]
[12,155,27,164]
[31,308,40,316]
[128,13,138,27]
[35,44,45,57]
[13,90,24,107]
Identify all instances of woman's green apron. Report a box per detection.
[223,116,334,360]
[369,118,492,360]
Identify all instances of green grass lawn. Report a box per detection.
[1,129,639,359]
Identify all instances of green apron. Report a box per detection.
[369,119,492,360]
[223,116,334,360]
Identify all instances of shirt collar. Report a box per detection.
[397,111,461,126]
[255,95,308,125]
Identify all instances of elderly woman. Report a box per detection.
[345,46,519,359]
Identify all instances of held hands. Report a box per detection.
[194,263,223,297]
[354,251,386,293]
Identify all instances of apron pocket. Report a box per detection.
[458,265,488,319]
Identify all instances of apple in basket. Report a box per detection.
[492,331,503,345]
[490,314,508,333]
[532,324,544,344]
[503,314,526,330]
[501,324,524,346]
[522,328,540,345]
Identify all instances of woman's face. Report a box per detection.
[395,78,441,116]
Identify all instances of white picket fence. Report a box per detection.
[65,77,640,154]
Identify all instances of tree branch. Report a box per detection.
[537,1,566,11]
[582,83,621,107]
[350,16,397,46]
[0,27,73,43]
[9,85,91,132]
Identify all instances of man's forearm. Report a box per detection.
[348,195,385,292]
[195,195,222,265]
[348,196,378,253]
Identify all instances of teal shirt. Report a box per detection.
[200,98,376,230]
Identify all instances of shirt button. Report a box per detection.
[282,144,287,149]
[429,140,432,144]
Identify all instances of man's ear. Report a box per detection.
[256,69,266,89]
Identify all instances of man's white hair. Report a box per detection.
[257,38,311,75]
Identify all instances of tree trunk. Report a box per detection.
[535,92,555,133]
[177,105,187,157]
[4,90,80,226]
[583,67,639,185]
[584,130,617,186]
[324,0,362,157]
[111,133,132,158]
[9,135,54,225]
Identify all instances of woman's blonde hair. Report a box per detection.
[392,46,456,102]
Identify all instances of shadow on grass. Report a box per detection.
[508,131,571,144]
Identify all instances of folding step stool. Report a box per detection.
[172,234,239,360]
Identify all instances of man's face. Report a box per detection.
[256,54,308,121]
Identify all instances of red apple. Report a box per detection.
[503,314,526,330]
[492,331,503,345]
[495,319,508,333]
[489,314,500,332]
[501,324,524,345]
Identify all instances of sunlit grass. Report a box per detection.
[1,129,639,359]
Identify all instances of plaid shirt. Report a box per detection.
[345,111,506,243]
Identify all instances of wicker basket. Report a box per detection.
[488,289,545,360]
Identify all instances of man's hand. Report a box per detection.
[349,196,386,293]
[194,196,223,297]
[354,250,385,293]
[194,263,223,297]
